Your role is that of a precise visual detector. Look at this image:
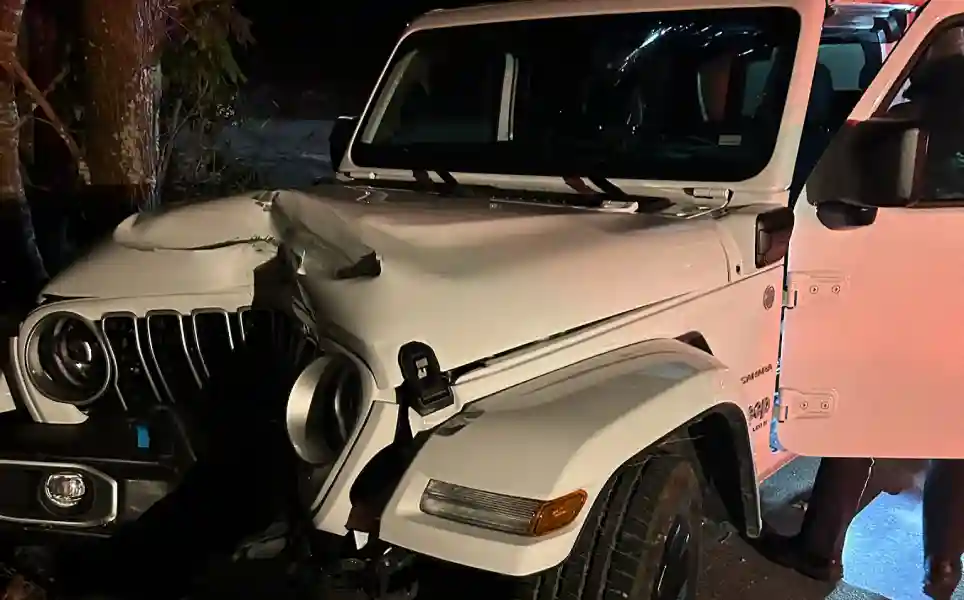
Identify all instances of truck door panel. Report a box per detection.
[779,4,964,458]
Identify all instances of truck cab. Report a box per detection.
[2,0,962,599]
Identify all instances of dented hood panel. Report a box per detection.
[43,194,279,299]
[111,193,277,250]
[271,185,731,387]
[42,186,731,387]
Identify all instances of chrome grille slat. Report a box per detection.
[97,321,127,412]
[98,308,315,415]
[190,315,209,378]
[146,312,202,403]
[237,308,250,343]
[135,319,165,403]
[191,311,236,381]
[231,311,245,345]
[240,309,272,346]
[101,314,163,412]
[176,315,202,386]
[180,316,205,381]
[144,315,175,404]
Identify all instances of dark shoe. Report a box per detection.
[924,558,962,600]
[754,531,843,582]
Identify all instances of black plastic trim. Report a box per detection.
[755,207,794,268]
[397,342,454,417]
[0,412,191,540]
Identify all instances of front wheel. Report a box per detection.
[513,453,703,600]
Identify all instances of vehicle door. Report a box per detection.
[778,1,964,458]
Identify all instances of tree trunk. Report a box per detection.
[0,0,48,309]
[23,0,76,275]
[82,0,163,238]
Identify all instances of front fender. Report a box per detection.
[379,340,757,576]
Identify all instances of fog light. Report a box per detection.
[419,480,587,537]
[43,472,88,509]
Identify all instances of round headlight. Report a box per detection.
[26,313,111,405]
[286,354,366,465]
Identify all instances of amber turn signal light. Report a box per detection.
[530,489,589,536]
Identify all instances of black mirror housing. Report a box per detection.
[851,117,929,207]
[816,200,877,230]
[329,115,360,173]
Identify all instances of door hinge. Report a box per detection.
[776,388,836,422]
[783,271,847,309]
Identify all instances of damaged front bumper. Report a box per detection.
[0,407,195,544]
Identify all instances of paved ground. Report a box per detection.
[701,456,962,600]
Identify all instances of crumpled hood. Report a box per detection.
[41,193,279,299]
[42,185,732,387]
[271,185,732,387]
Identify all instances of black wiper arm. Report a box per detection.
[413,169,465,196]
[586,176,629,200]
[409,170,671,213]
[417,170,631,203]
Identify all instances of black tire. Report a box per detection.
[511,452,703,600]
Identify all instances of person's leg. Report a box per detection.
[797,457,876,558]
[758,457,874,581]
[922,459,964,600]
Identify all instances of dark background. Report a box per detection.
[235,0,490,113]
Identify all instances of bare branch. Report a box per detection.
[17,64,71,129]
[1,56,82,166]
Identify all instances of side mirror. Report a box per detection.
[852,117,929,207]
[816,200,877,230]
[329,115,360,172]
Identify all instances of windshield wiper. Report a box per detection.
[586,175,628,199]
[413,168,464,196]
[407,169,673,213]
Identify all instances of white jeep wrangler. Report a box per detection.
[1,0,960,597]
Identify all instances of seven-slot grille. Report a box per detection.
[95,309,318,415]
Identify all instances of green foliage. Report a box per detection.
[161,0,254,119]
[158,0,256,199]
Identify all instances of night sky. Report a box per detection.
[237,0,490,90]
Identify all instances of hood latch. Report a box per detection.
[398,342,454,416]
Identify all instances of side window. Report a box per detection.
[818,43,868,91]
[742,53,775,117]
[697,49,786,125]
[812,42,877,133]
[883,25,964,200]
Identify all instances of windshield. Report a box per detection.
[352,8,801,183]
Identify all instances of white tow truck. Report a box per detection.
[1,0,960,598]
